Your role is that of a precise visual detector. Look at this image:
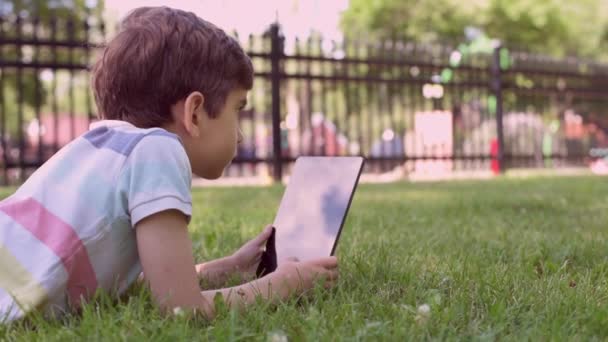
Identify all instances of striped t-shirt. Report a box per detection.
[0,120,193,322]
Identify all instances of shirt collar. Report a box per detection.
[89,120,135,130]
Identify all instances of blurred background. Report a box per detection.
[1,0,607,185]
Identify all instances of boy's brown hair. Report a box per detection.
[92,6,253,128]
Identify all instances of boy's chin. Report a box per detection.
[195,165,229,180]
[199,172,223,180]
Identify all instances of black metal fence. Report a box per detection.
[237,25,608,181]
[1,16,608,185]
[0,14,104,185]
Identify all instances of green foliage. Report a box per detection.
[342,0,608,60]
[1,0,103,137]
[484,0,607,58]
[1,0,103,19]
[342,0,482,44]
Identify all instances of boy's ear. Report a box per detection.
[182,91,205,138]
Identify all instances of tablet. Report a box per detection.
[256,156,364,277]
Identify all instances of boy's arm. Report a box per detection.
[139,256,239,289]
[135,210,338,319]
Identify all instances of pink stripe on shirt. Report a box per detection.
[0,197,98,307]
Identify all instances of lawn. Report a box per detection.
[1,175,608,340]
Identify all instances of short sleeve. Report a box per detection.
[119,131,193,227]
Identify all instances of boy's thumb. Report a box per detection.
[257,225,274,242]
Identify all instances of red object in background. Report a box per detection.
[490,138,500,175]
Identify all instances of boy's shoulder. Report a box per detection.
[75,119,191,185]
[83,120,183,159]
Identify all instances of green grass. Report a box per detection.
[2,175,608,340]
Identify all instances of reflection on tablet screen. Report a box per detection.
[273,157,363,263]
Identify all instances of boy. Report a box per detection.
[0,6,338,322]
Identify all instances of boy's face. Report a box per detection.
[171,88,248,179]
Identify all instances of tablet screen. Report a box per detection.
[273,156,364,263]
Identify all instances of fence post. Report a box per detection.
[492,45,505,173]
[269,23,283,183]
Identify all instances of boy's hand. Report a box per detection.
[230,225,274,280]
[270,256,339,295]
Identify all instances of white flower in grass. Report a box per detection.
[418,304,430,315]
[268,330,288,342]
[172,307,185,317]
[415,304,431,325]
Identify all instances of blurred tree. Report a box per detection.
[341,0,608,60]
[341,0,483,45]
[0,0,102,19]
[0,0,104,139]
[484,0,607,59]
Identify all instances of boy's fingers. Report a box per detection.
[255,225,274,244]
[323,278,337,289]
[322,269,338,281]
[310,256,338,269]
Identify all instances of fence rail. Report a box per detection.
[1,16,608,185]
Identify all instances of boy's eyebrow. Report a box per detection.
[238,99,247,109]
